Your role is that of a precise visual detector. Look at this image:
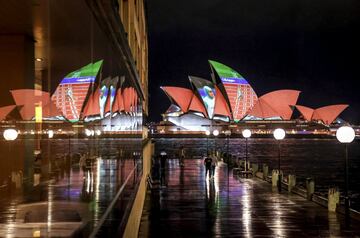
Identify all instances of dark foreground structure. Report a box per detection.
[139,158,360,237]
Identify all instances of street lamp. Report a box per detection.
[3,129,19,179]
[48,130,54,139]
[213,129,219,154]
[205,130,210,154]
[336,126,355,222]
[242,129,251,175]
[224,130,231,189]
[3,129,18,141]
[273,128,285,192]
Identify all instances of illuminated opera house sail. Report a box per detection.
[0,60,142,132]
[160,60,349,130]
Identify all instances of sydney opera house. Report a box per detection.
[159,60,349,132]
[0,60,142,133]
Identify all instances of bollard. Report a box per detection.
[272,170,279,187]
[288,174,296,193]
[263,164,269,180]
[328,188,340,212]
[306,178,315,201]
[252,163,259,175]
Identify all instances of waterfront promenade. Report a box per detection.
[139,158,360,237]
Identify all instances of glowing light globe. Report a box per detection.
[242,129,252,138]
[224,130,231,136]
[205,130,211,136]
[213,129,219,136]
[48,130,54,139]
[336,126,355,143]
[3,129,18,141]
[273,128,286,140]
[95,129,102,136]
[85,129,93,137]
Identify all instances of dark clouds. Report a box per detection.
[147,0,360,123]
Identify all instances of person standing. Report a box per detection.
[179,146,185,167]
[160,151,168,187]
[33,150,42,186]
[211,153,218,179]
[204,154,212,180]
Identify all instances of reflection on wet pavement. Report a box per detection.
[0,138,142,237]
[139,158,360,237]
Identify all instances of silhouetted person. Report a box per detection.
[160,151,167,187]
[204,154,212,180]
[33,150,42,186]
[211,153,218,178]
[179,146,185,167]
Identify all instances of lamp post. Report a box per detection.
[95,129,101,156]
[242,129,252,176]
[224,130,231,189]
[273,128,285,192]
[213,129,219,155]
[336,126,355,223]
[205,130,211,155]
[3,129,19,179]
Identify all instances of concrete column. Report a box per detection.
[288,174,296,193]
[306,178,315,201]
[272,170,279,187]
[328,188,340,212]
[263,164,269,180]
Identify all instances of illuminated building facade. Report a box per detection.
[161,60,349,131]
[0,0,148,132]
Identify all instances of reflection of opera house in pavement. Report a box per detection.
[158,60,349,134]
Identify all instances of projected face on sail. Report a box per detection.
[188,76,216,118]
[198,85,216,118]
[99,84,109,118]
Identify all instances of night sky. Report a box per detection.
[146,0,360,124]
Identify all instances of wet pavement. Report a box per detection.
[0,138,142,237]
[139,158,360,238]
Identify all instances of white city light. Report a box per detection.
[273,128,286,140]
[213,129,219,136]
[336,126,355,143]
[3,129,18,141]
[205,130,211,136]
[95,129,102,136]
[242,129,252,138]
[85,129,93,137]
[224,130,231,136]
[48,130,54,139]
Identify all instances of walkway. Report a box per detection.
[139,159,360,237]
